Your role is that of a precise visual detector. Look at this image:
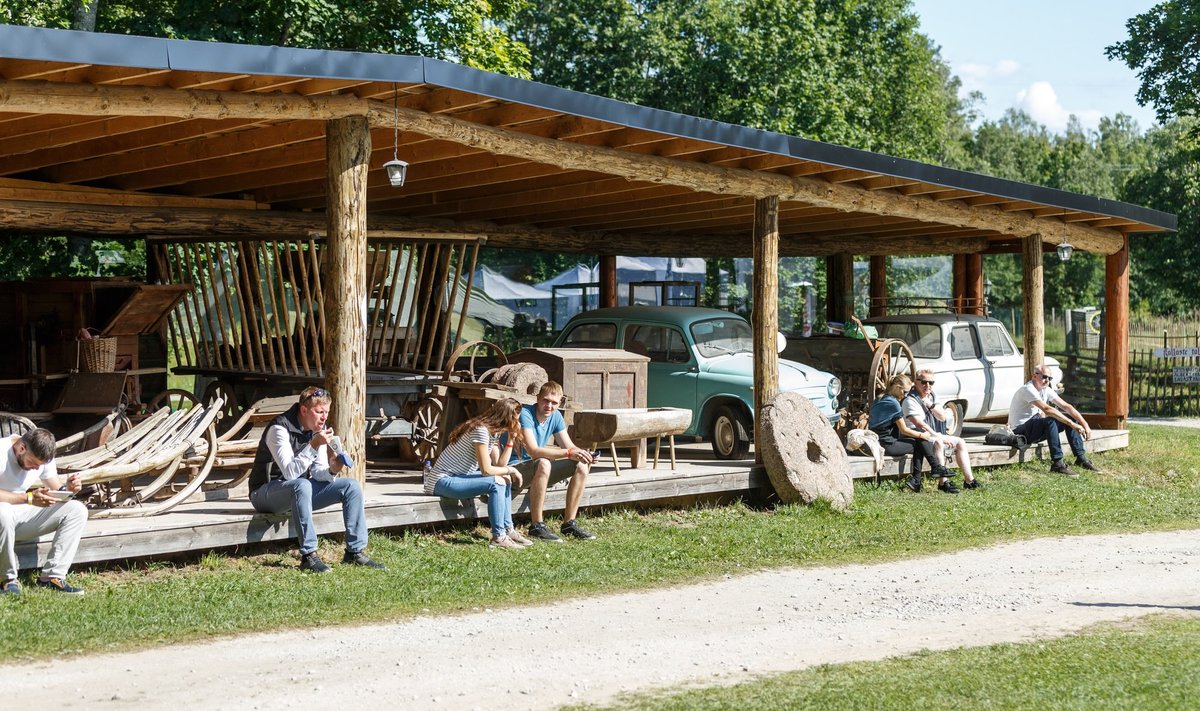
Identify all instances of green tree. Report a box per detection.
[1106,0,1200,124]
[0,0,532,76]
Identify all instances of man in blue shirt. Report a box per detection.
[511,381,596,542]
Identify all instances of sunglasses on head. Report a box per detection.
[312,388,329,397]
[918,379,935,386]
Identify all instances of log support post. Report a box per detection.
[965,253,984,316]
[1022,234,1045,382]
[324,116,370,483]
[1104,234,1130,428]
[753,197,780,465]
[599,255,617,308]
[825,254,854,325]
[868,256,887,317]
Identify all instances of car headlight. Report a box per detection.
[827,377,841,400]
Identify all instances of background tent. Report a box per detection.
[473,265,553,320]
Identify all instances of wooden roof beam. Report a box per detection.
[364,99,1125,254]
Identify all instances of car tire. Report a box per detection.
[711,405,751,460]
[943,400,964,438]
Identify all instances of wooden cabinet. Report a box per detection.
[505,348,648,412]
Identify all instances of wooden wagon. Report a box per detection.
[148,234,488,455]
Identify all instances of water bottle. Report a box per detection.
[422,459,432,481]
[327,435,354,469]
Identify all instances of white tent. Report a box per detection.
[473,265,553,320]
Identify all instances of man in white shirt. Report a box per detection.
[0,428,87,596]
[1007,364,1100,477]
[249,387,385,573]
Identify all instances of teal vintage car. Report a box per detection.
[553,306,841,459]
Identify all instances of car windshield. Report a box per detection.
[690,318,752,358]
[870,322,942,358]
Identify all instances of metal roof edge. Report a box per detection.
[0,24,1178,232]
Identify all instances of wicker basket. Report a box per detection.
[78,336,118,373]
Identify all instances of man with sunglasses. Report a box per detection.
[0,428,88,596]
[1008,365,1100,477]
[903,369,981,492]
[250,386,385,573]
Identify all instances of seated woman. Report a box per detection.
[424,397,534,550]
[867,374,949,493]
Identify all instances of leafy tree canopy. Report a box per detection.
[0,0,531,75]
[1106,0,1200,124]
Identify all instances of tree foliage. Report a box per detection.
[1106,0,1200,124]
[0,0,531,75]
[508,0,966,163]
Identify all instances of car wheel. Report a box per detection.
[711,405,751,460]
[943,401,964,438]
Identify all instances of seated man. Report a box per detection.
[903,369,980,491]
[0,428,87,596]
[1008,364,1101,477]
[510,381,596,542]
[249,386,385,573]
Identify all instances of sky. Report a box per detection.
[910,0,1160,134]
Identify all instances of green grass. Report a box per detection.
[3,424,1199,660]
[570,615,1200,711]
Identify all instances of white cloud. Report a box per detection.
[1015,81,1104,132]
[956,59,1021,92]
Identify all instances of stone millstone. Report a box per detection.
[494,362,548,396]
[758,391,853,510]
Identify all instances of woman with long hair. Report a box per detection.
[424,397,533,549]
[867,374,946,493]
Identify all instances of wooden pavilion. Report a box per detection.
[0,24,1177,477]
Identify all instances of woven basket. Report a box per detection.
[78,336,117,373]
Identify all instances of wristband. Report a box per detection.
[503,443,514,449]
[567,448,574,458]
[26,491,33,504]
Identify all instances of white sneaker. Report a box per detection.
[489,534,523,550]
[506,528,534,547]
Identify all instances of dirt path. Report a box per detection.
[5,529,1199,709]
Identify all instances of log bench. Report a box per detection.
[570,407,692,474]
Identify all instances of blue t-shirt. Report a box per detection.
[507,404,566,462]
[867,395,903,438]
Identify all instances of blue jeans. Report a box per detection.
[1013,417,1086,463]
[433,474,512,537]
[250,477,368,555]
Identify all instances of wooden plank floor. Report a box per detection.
[16,426,1128,569]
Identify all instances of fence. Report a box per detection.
[1048,342,1200,417]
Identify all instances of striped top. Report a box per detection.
[424,426,496,495]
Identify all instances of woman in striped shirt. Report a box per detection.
[424,397,533,549]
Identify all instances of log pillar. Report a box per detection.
[599,255,617,308]
[965,253,984,316]
[1021,234,1045,382]
[324,116,370,482]
[952,254,966,313]
[753,197,780,464]
[868,256,887,317]
[1104,234,1130,428]
[825,254,854,325]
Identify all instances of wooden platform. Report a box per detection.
[16,426,1128,569]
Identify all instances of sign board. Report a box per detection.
[1154,347,1200,358]
[1173,366,1200,384]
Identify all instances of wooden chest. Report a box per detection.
[505,348,648,412]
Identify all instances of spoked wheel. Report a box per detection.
[146,389,199,414]
[868,338,916,402]
[411,398,444,463]
[442,340,507,383]
[202,380,244,436]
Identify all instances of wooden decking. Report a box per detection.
[16,426,1129,569]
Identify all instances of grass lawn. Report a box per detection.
[570,614,1200,711]
[2,423,1198,660]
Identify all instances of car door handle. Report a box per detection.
[688,366,699,373]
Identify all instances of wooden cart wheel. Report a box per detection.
[442,340,508,383]
[202,380,244,435]
[147,388,199,413]
[411,397,444,463]
[868,338,917,403]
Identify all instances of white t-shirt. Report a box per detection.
[1008,382,1058,428]
[0,434,58,494]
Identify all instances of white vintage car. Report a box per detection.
[863,314,1062,436]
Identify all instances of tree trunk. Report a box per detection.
[71,0,99,32]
